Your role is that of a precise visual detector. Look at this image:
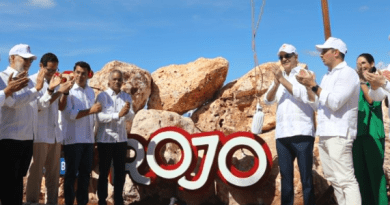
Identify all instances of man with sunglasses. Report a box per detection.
[264,44,315,205]
[296,37,361,205]
[26,53,75,205]
[0,44,48,205]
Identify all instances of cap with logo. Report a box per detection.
[315,37,347,54]
[9,44,37,60]
[277,44,298,56]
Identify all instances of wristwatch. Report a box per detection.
[47,88,54,95]
[311,85,319,93]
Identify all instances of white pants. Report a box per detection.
[26,142,61,204]
[318,135,361,205]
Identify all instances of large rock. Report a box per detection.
[131,109,201,140]
[89,60,152,113]
[147,57,229,115]
[191,62,280,134]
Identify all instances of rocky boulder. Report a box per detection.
[147,57,229,115]
[191,62,280,134]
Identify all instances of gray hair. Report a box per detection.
[109,69,123,80]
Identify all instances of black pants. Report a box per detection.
[0,139,33,205]
[64,143,94,205]
[97,142,127,205]
[276,136,315,205]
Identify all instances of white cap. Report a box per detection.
[9,44,37,60]
[315,37,347,54]
[277,44,297,56]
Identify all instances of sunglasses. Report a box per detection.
[279,53,294,60]
[321,48,333,55]
[45,67,59,73]
[20,57,34,63]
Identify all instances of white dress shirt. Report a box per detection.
[61,83,96,145]
[0,67,51,141]
[309,61,360,138]
[96,88,135,143]
[263,66,315,139]
[30,73,62,144]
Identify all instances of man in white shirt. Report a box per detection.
[61,61,102,205]
[264,44,315,205]
[296,37,361,205]
[26,53,75,205]
[0,44,47,205]
[96,70,134,205]
[0,71,29,107]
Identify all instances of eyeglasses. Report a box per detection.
[21,57,34,63]
[45,67,59,73]
[321,48,333,55]
[279,53,294,60]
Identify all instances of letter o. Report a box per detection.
[218,137,267,187]
[146,130,193,179]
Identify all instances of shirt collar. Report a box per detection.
[106,87,121,96]
[284,65,301,77]
[291,66,301,74]
[329,61,347,73]
[5,66,19,76]
[73,82,89,90]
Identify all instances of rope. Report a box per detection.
[251,0,266,104]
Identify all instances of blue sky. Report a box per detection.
[0,0,389,84]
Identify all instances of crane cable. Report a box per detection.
[251,0,266,102]
[250,0,266,135]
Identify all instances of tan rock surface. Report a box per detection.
[131,109,201,140]
[147,57,229,115]
[191,62,281,134]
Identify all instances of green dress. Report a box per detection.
[353,83,388,205]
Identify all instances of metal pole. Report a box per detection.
[321,0,331,40]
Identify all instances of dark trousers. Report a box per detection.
[64,143,94,205]
[0,139,33,205]
[353,136,388,205]
[97,142,127,205]
[276,136,315,205]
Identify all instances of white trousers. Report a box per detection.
[318,135,361,205]
[26,142,61,204]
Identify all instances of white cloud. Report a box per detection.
[359,6,369,12]
[27,0,56,9]
[304,50,320,57]
[377,61,386,69]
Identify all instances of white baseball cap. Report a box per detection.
[277,44,298,56]
[315,37,347,54]
[9,44,37,60]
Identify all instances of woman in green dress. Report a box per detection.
[353,53,388,205]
